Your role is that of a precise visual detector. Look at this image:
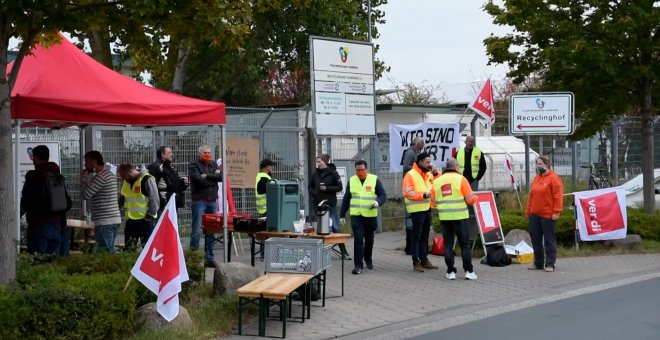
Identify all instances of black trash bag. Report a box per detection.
[486,245,512,267]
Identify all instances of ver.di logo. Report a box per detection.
[338,47,348,63]
[535,98,545,109]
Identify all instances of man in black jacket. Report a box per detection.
[188,144,223,267]
[309,154,349,258]
[20,145,72,256]
[148,146,188,218]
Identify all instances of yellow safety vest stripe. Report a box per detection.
[349,174,378,218]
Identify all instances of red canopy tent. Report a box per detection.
[9,35,232,260]
[10,35,225,127]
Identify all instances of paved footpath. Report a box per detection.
[223,231,660,340]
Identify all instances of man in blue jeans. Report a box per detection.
[339,160,387,275]
[189,144,223,267]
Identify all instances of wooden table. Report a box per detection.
[254,231,351,297]
[66,219,94,253]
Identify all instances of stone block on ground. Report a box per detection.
[505,229,532,246]
[213,262,261,296]
[603,234,642,249]
[136,302,192,332]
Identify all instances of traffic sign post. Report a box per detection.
[509,92,574,135]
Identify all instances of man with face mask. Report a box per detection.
[403,152,441,272]
[148,146,189,218]
[189,144,223,267]
[526,155,563,272]
[339,160,387,274]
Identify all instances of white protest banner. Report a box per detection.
[388,122,461,173]
[574,187,627,241]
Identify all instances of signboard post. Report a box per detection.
[310,36,375,136]
[473,191,505,256]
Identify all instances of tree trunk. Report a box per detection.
[0,51,17,285]
[88,29,113,69]
[171,43,191,94]
[640,78,655,213]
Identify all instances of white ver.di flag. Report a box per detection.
[131,194,189,321]
[574,187,627,241]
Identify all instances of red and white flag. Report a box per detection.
[468,79,495,124]
[503,158,517,189]
[574,187,627,241]
[131,194,189,321]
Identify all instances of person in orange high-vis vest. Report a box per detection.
[526,155,563,272]
[403,152,441,272]
[431,158,478,280]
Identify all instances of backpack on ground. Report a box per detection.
[485,244,511,267]
[42,172,69,213]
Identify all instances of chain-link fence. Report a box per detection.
[17,106,310,241]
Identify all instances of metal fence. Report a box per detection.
[18,106,310,239]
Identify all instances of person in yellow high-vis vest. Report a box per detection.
[118,163,160,250]
[403,152,441,273]
[431,158,478,280]
[339,160,386,275]
[454,136,486,191]
[255,159,274,216]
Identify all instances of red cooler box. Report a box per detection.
[202,212,251,232]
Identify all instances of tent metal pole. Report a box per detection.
[14,120,21,253]
[221,125,228,263]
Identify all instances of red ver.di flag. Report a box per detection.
[574,187,627,241]
[131,194,189,321]
[468,79,495,124]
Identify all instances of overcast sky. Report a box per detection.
[374,1,511,103]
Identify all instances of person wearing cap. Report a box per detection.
[431,158,478,280]
[255,159,275,216]
[402,152,440,272]
[309,154,349,258]
[402,137,425,255]
[188,144,223,268]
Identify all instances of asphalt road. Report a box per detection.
[410,277,660,340]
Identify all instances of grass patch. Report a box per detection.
[128,278,244,339]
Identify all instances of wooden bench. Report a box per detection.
[67,219,94,252]
[237,273,314,338]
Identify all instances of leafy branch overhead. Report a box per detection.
[483,0,658,139]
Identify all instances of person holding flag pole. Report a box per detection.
[127,194,190,322]
[503,155,523,209]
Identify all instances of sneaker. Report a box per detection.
[204,260,217,268]
[445,272,456,280]
[465,271,478,280]
[413,262,425,272]
[544,266,555,272]
[421,261,439,269]
[352,267,362,275]
[528,264,542,270]
[366,262,374,270]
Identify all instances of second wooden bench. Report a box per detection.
[237,273,314,338]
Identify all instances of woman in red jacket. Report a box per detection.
[525,155,563,272]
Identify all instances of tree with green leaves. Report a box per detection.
[0,0,124,285]
[377,79,448,105]
[484,0,659,212]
